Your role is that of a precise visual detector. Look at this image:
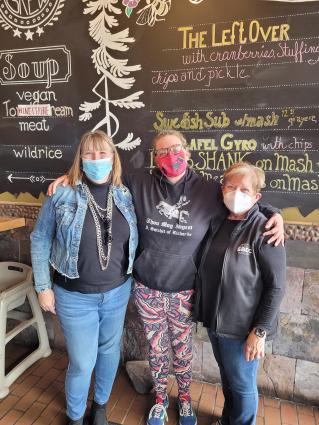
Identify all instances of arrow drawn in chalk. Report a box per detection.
[7,174,56,183]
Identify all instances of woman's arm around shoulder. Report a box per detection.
[47,174,69,196]
[258,202,285,246]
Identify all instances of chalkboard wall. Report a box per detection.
[0,0,319,219]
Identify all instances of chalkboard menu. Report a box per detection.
[0,0,319,218]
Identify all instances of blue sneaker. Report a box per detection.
[147,396,169,425]
[178,398,197,425]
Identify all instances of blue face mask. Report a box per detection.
[82,158,113,182]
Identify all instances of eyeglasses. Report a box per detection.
[154,144,183,157]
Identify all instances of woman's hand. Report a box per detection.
[38,289,56,314]
[47,175,69,196]
[263,212,285,247]
[244,330,265,361]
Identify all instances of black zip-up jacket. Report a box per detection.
[194,204,286,340]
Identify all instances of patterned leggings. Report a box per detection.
[133,282,194,400]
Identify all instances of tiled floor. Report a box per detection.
[0,349,318,425]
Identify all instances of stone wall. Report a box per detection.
[0,208,318,405]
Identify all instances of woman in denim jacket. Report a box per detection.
[31,130,138,425]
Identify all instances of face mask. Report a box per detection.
[82,158,112,182]
[155,151,187,178]
[223,190,254,215]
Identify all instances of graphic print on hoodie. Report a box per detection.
[156,195,190,226]
[124,169,226,292]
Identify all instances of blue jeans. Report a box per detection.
[208,331,259,425]
[54,278,131,420]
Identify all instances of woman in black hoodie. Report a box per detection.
[125,131,283,425]
[127,130,227,425]
[47,130,284,425]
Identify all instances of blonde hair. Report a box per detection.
[223,162,265,193]
[68,130,122,187]
[153,130,188,150]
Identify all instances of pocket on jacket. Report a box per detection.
[133,248,197,291]
[56,204,76,227]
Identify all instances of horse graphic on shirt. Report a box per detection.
[156,196,190,224]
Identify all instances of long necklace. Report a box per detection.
[82,182,113,271]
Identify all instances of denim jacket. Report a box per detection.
[31,182,138,292]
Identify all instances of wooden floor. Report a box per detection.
[0,349,318,425]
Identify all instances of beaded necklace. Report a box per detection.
[82,182,113,271]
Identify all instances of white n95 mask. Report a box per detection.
[223,190,254,215]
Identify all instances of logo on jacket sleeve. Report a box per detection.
[237,243,252,255]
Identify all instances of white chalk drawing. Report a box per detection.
[156,196,190,223]
[123,0,171,26]
[7,173,56,183]
[135,0,171,26]
[0,45,71,88]
[188,0,205,4]
[123,0,204,25]
[79,0,145,150]
[0,0,65,40]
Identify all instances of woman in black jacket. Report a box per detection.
[196,162,286,425]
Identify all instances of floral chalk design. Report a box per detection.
[136,0,171,27]
[79,0,145,150]
[122,0,141,18]
[121,0,171,26]
[124,0,204,26]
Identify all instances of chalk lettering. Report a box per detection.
[12,146,63,159]
[210,20,289,47]
[19,118,50,132]
[16,90,57,103]
[269,174,318,192]
[205,63,249,87]
[220,133,257,151]
[189,151,252,171]
[274,153,313,173]
[189,138,218,151]
[153,111,230,131]
[178,26,208,49]
[234,112,279,128]
[182,49,208,65]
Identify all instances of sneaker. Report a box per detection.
[178,398,197,425]
[147,396,169,425]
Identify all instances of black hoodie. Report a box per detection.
[124,168,226,292]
